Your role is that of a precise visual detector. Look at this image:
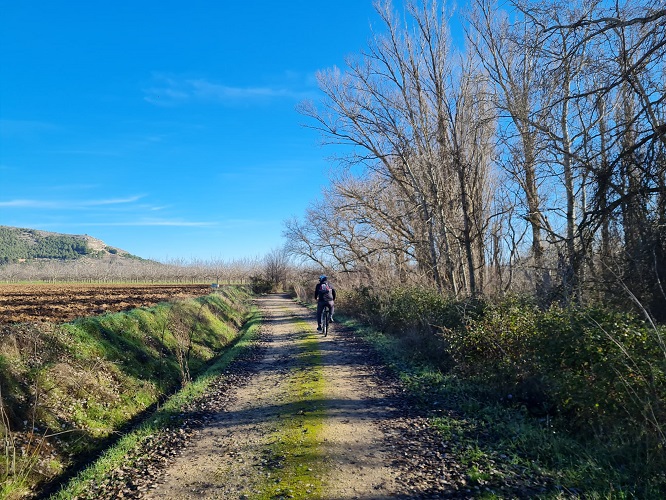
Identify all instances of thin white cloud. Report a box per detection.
[188,79,299,99]
[87,196,144,206]
[15,220,218,230]
[84,218,268,229]
[102,219,270,229]
[91,220,217,227]
[143,74,317,106]
[0,196,144,209]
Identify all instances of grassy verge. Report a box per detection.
[49,307,262,499]
[0,287,254,499]
[257,310,326,499]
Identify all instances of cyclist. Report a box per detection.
[314,275,336,332]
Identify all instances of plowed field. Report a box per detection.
[0,283,214,323]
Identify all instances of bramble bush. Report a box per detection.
[338,285,485,365]
[340,285,666,487]
[338,285,485,333]
[536,308,666,446]
[446,297,549,409]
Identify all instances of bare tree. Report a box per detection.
[467,0,558,298]
[466,0,665,308]
[297,0,495,295]
[263,246,291,291]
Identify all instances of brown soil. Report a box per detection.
[0,283,213,323]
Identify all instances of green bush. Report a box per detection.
[341,285,666,490]
[536,308,666,438]
[249,275,273,294]
[338,286,487,368]
[339,285,484,334]
[445,297,549,406]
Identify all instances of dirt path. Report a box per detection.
[57,295,556,499]
[144,294,400,499]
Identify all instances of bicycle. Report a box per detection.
[321,304,332,337]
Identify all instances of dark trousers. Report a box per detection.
[317,300,334,327]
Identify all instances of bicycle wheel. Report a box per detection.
[322,306,329,337]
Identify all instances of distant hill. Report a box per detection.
[0,225,142,264]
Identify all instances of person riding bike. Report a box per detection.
[314,275,336,332]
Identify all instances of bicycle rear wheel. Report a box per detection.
[322,306,329,337]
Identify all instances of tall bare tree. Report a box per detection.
[297,0,495,295]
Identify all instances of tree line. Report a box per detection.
[0,255,264,284]
[285,0,666,318]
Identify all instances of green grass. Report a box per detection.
[0,287,255,500]
[256,311,326,500]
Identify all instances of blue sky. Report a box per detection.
[0,1,386,262]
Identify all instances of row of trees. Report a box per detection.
[286,0,666,317]
[0,256,263,284]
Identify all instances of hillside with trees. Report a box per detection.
[0,226,136,264]
[0,226,266,283]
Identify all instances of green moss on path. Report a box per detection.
[257,312,326,499]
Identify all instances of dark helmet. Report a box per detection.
[319,275,327,282]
